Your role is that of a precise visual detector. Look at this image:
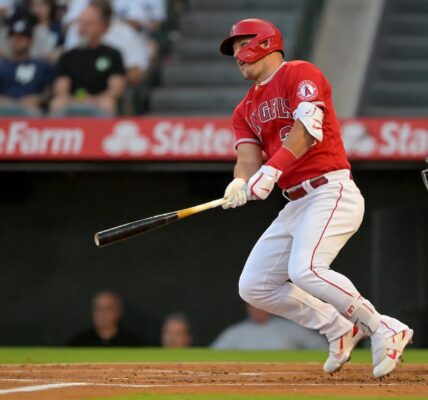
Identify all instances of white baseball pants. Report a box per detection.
[239,169,407,341]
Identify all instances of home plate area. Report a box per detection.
[0,363,427,399]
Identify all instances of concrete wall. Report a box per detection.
[312,0,385,117]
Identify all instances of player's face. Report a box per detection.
[233,37,266,81]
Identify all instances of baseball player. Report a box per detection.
[220,19,413,378]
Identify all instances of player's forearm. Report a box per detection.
[233,143,263,181]
[234,159,262,181]
[282,120,315,158]
[265,121,315,172]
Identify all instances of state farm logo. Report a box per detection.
[0,121,83,155]
[342,121,377,156]
[102,121,149,155]
[102,120,235,157]
[342,120,428,157]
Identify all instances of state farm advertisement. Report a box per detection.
[341,119,427,160]
[0,118,235,160]
[0,117,426,161]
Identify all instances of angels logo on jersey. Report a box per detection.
[297,80,318,101]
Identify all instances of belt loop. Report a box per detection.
[302,180,313,193]
[282,189,291,201]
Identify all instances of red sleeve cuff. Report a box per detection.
[266,146,298,171]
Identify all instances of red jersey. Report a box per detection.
[232,60,350,189]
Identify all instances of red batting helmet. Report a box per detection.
[220,18,284,63]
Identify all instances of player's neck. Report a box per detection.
[256,56,285,84]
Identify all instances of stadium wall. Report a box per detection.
[0,166,426,347]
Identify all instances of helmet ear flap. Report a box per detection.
[235,35,284,63]
[235,36,270,63]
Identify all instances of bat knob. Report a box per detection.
[94,233,100,247]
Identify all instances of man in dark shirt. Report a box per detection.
[69,291,139,347]
[0,16,54,113]
[50,0,126,115]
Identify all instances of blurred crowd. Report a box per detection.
[68,291,327,349]
[0,0,181,116]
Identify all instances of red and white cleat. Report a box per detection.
[323,325,366,373]
[372,329,413,378]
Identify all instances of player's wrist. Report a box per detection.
[233,177,248,183]
[259,165,282,182]
[266,146,298,173]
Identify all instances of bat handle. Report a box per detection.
[206,197,228,209]
[177,198,228,219]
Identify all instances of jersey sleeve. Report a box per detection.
[109,49,126,76]
[232,102,262,148]
[287,62,328,114]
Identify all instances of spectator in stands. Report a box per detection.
[137,0,166,34]
[161,312,193,348]
[68,291,139,346]
[61,0,87,28]
[211,304,327,350]
[110,0,147,32]
[63,0,166,33]
[0,16,54,114]
[50,1,126,115]
[0,0,14,18]
[110,0,166,34]
[63,0,151,85]
[28,0,64,62]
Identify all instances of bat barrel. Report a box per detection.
[94,212,178,247]
[94,198,226,247]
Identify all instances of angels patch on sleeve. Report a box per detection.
[297,80,318,101]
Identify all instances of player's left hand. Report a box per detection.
[222,177,248,209]
[247,165,282,200]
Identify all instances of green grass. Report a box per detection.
[1,348,426,400]
[0,347,427,364]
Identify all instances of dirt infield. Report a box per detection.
[0,362,427,399]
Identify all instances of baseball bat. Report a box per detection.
[94,197,227,247]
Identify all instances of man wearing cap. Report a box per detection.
[0,16,54,113]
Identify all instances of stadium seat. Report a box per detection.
[149,0,308,115]
[50,104,111,117]
[0,104,41,117]
[151,87,247,113]
[359,0,428,116]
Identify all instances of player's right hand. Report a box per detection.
[222,178,248,209]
